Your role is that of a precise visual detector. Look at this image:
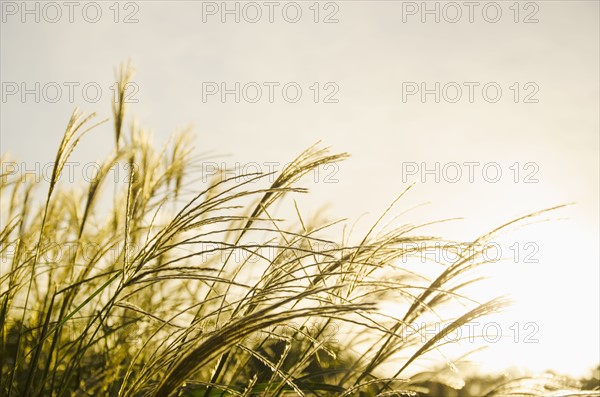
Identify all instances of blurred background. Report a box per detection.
[1,0,598,379]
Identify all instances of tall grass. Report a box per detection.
[1,64,597,397]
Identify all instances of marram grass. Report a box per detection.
[1,65,598,397]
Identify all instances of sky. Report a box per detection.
[1,0,599,378]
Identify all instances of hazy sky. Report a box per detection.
[1,0,599,377]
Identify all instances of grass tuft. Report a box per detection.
[1,63,597,397]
